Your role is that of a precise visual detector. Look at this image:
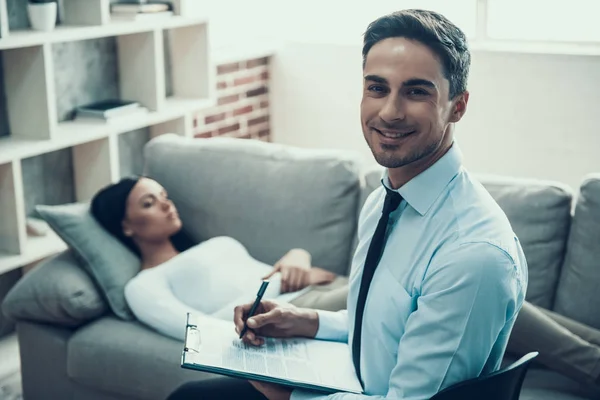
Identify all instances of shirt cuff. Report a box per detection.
[315,310,348,342]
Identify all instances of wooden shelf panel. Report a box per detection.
[0,97,214,164]
[0,16,207,50]
[0,0,8,40]
[0,230,66,276]
[0,332,19,380]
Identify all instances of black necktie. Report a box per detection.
[352,187,402,387]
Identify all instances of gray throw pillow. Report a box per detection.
[554,174,600,329]
[2,250,107,327]
[35,203,140,320]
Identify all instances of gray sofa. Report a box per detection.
[3,134,600,400]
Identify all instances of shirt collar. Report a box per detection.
[382,143,463,216]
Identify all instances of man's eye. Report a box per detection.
[368,85,387,93]
[407,88,429,96]
[143,200,153,208]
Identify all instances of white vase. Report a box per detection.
[27,2,57,32]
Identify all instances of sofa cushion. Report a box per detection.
[144,135,363,276]
[520,366,600,400]
[0,268,22,337]
[67,316,208,399]
[35,202,140,320]
[475,175,573,309]
[554,174,600,329]
[2,250,107,327]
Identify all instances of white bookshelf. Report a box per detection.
[0,332,19,380]
[0,0,7,40]
[0,0,215,275]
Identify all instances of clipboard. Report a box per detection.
[180,313,363,394]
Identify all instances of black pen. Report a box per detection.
[239,280,270,339]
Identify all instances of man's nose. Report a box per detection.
[378,95,406,122]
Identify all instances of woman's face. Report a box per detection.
[122,178,182,242]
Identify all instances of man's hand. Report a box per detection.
[249,380,292,400]
[234,299,319,346]
[264,249,337,293]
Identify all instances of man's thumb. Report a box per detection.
[247,308,280,329]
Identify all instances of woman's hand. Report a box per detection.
[263,249,337,293]
[264,264,311,293]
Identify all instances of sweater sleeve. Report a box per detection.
[124,269,216,341]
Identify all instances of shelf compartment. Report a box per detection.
[118,127,150,178]
[0,96,214,164]
[0,161,26,260]
[0,16,207,50]
[0,229,66,276]
[0,332,19,380]
[63,0,110,26]
[72,136,119,202]
[1,44,55,140]
[149,115,191,139]
[166,22,214,101]
[118,30,164,112]
[0,0,7,39]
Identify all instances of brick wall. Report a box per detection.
[193,56,270,141]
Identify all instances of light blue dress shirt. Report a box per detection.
[291,143,528,400]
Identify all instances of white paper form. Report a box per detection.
[182,313,363,394]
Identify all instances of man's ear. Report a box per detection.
[449,91,469,123]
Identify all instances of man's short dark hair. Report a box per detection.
[362,9,471,99]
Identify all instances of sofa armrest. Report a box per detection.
[2,250,108,328]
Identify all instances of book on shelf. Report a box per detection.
[75,99,141,119]
[74,107,149,124]
[74,100,149,124]
[110,11,174,22]
[110,2,172,14]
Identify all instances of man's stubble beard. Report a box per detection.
[370,139,440,169]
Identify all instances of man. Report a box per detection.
[168,8,528,400]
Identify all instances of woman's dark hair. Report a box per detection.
[362,9,471,99]
[90,175,195,257]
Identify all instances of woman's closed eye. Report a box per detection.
[143,198,154,208]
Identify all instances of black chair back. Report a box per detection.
[430,352,538,400]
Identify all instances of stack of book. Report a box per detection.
[74,100,149,124]
[110,1,174,22]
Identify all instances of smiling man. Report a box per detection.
[167,9,528,400]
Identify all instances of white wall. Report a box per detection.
[270,42,600,190]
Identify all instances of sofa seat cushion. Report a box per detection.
[67,316,211,400]
[476,174,574,309]
[520,367,600,400]
[144,135,363,276]
[554,174,600,329]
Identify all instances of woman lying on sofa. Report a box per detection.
[91,176,600,389]
[90,175,349,340]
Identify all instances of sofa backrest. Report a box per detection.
[144,135,364,276]
[554,174,600,329]
[476,175,574,309]
[360,167,574,309]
